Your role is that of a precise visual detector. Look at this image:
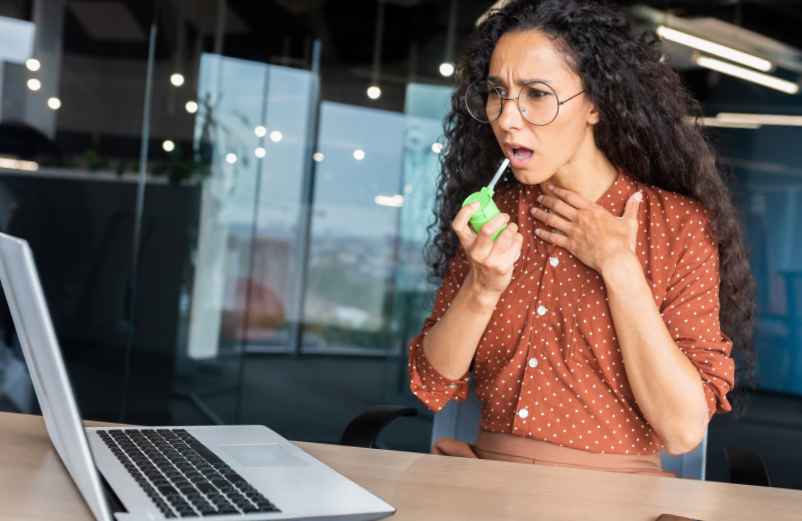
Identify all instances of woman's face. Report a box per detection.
[487,29,598,185]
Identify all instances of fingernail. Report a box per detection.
[633,191,643,202]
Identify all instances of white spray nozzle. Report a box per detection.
[487,158,510,192]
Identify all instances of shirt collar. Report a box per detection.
[519,169,637,217]
[595,170,638,216]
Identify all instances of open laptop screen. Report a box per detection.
[0,232,113,521]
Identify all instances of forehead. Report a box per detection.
[488,30,575,84]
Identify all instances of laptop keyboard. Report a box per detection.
[97,428,281,518]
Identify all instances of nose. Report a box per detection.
[496,93,524,131]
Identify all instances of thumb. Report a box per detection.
[623,191,642,221]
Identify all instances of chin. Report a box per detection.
[510,166,553,186]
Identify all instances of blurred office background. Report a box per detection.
[0,0,801,490]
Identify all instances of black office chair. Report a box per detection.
[725,447,771,487]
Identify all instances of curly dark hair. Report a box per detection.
[425,0,756,392]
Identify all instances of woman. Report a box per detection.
[407,0,754,477]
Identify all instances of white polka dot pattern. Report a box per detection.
[407,172,735,455]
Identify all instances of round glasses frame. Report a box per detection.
[464,80,585,126]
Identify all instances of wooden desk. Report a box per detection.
[2,412,801,521]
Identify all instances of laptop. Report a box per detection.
[0,232,396,521]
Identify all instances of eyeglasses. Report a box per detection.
[464,80,585,126]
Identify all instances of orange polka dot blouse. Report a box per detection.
[408,172,735,455]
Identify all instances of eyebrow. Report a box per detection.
[486,76,553,86]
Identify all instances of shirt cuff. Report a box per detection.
[702,380,732,419]
[414,342,471,391]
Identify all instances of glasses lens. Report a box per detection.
[465,81,502,123]
[518,82,559,125]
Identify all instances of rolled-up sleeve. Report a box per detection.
[407,251,471,412]
[660,210,735,418]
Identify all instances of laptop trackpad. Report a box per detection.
[219,444,309,468]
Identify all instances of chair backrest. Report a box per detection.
[431,386,707,480]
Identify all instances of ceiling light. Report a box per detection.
[26,78,41,91]
[439,62,455,77]
[162,140,175,152]
[353,149,366,161]
[369,1,385,104]
[431,143,443,154]
[269,130,283,143]
[25,58,40,72]
[715,112,802,127]
[170,73,185,87]
[695,56,798,95]
[374,194,404,208]
[313,152,325,162]
[226,153,238,164]
[697,117,760,129]
[657,26,772,72]
[47,97,61,110]
[0,156,38,172]
[254,126,267,137]
[254,147,266,158]
[442,0,458,77]
[185,100,198,114]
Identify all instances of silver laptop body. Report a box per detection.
[0,232,395,521]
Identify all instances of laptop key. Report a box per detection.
[195,483,216,494]
[157,485,177,496]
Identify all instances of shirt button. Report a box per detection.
[518,408,529,419]
[549,256,559,267]
[528,357,539,368]
[537,305,548,316]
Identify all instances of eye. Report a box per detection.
[487,86,505,99]
[525,86,550,100]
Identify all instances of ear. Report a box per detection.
[587,103,600,125]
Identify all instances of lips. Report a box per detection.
[505,143,534,167]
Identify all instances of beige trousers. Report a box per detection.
[432,430,675,478]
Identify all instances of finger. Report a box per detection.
[508,233,524,264]
[488,222,519,259]
[512,233,524,262]
[543,182,590,209]
[530,206,573,234]
[485,226,522,272]
[453,201,480,231]
[623,191,643,221]
[451,202,480,248]
[537,194,578,221]
[534,227,570,249]
[497,229,525,267]
[507,233,524,266]
[469,213,510,263]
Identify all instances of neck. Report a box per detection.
[550,133,618,203]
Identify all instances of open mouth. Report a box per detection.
[511,146,534,163]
